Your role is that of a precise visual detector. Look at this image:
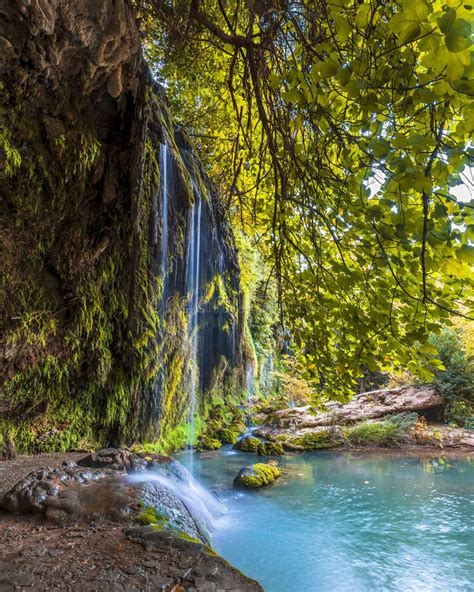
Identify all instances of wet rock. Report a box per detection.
[218,427,241,445]
[126,526,263,590]
[233,463,281,488]
[0,465,115,514]
[1,449,214,543]
[257,441,284,456]
[197,436,222,451]
[234,435,260,452]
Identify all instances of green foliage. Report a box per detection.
[140,0,474,400]
[429,327,474,422]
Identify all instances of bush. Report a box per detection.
[429,328,474,424]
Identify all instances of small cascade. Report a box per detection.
[186,187,203,466]
[127,462,225,535]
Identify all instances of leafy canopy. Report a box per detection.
[137,0,473,397]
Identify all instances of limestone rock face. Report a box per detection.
[260,386,442,434]
[0,0,243,450]
[256,386,474,451]
[0,0,142,100]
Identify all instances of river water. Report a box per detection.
[176,447,474,592]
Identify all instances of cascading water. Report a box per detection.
[245,361,255,427]
[154,143,170,412]
[159,143,169,284]
[186,187,203,468]
[245,361,255,401]
[127,460,226,537]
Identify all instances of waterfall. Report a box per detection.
[260,354,274,393]
[245,361,255,401]
[186,187,203,466]
[159,143,169,286]
[154,143,170,417]
[127,463,225,534]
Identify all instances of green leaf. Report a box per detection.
[445,19,472,52]
[455,244,474,264]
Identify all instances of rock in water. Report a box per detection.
[234,435,261,452]
[234,463,281,488]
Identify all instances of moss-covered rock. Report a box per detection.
[233,463,281,488]
[257,441,284,456]
[218,427,241,444]
[136,506,169,528]
[198,435,222,450]
[286,429,343,450]
[235,435,260,452]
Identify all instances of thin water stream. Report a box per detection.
[176,447,474,592]
[186,189,203,468]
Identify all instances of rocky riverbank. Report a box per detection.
[0,449,263,592]
[252,386,474,453]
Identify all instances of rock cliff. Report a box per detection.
[0,0,244,453]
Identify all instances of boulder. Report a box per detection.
[218,427,241,444]
[234,435,260,452]
[198,435,222,450]
[233,463,280,489]
[257,441,285,456]
[415,424,474,449]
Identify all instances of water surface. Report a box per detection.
[176,448,474,592]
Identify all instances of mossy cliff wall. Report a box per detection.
[0,0,243,454]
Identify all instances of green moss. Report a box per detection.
[137,506,169,527]
[343,420,407,447]
[234,463,281,488]
[218,427,241,444]
[235,435,260,452]
[0,59,247,456]
[291,430,343,450]
[198,435,222,450]
[257,441,284,456]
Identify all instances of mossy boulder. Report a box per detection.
[235,435,260,452]
[257,441,284,456]
[233,463,281,489]
[198,435,222,451]
[282,429,344,450]
[219,427,241,444]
